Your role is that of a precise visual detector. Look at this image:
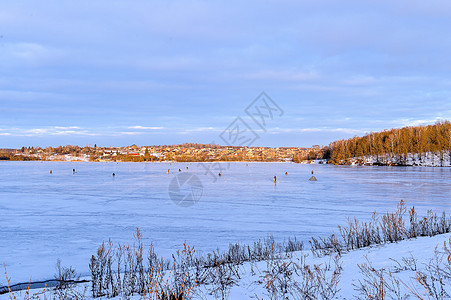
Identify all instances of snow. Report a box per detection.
[298,159,328,164]
[0,162,450,290]
[2,233,450,299]
[45,154,89,161]
[351,151,451,167]
[224,233,451,299]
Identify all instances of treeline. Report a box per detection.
[293,147,329,163]
[0,151,40,161]
[20,145,93,155]
[173,143,222,149]
[329,121,451,165]
[165,152,282,162]
[107,153,159,162]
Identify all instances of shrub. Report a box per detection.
[310,201,451,257]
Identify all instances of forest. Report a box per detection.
[328,121,451,165]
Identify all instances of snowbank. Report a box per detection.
[349,151,451,167]
[2,233,450,299]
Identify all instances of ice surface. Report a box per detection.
[0,161,450,285]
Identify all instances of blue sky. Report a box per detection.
[1,0,451,148]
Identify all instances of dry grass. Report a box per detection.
[89,228,195,299]
[2,263,47,300]
[310,201,451,257]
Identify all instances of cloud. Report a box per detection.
[119,132,143,135]
[182,127,218,132]
[0,42,64,67]
[241,70,320,81]
[0,126,97,137]
[0,126,173,137]
[54,126,80,130]
[271,127,368,135]
[395,117,448,127]
[128,126,164,130]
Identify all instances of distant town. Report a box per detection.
[0,143,328,163]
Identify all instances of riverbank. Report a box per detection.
[2,232,450,299]
[333,151,451,167]
[2,200,450,299]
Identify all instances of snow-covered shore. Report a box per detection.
[344,151,451,167]
[2,233,450,299]
[224,233,451,299]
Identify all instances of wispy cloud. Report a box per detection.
[128,126,164,130]
[54,126,80,130]
[271,127,368,135]
[0,126,170,138]
[0,126,96,137]
[393,117,450,127]
[1,42,63,67]
[120,131,144,135]
[241,70,320,81]
[182,127,219,132]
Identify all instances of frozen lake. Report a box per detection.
[0,161,450,284]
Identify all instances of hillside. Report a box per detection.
[328,121,451,166]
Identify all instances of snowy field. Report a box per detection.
[0,161,450,287]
